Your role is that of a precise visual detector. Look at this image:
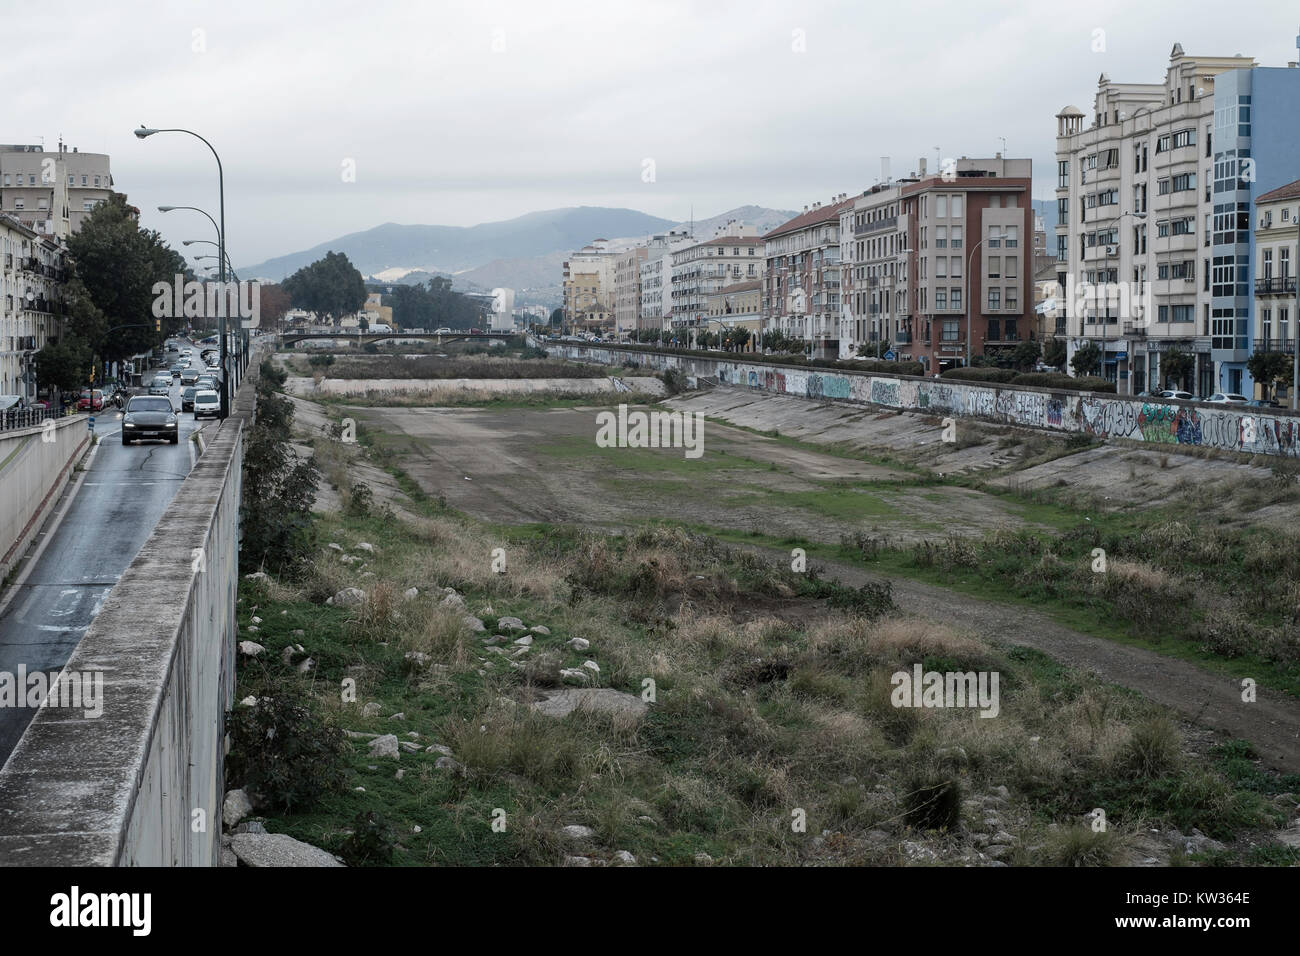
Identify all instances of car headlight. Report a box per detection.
[166,415,177,425]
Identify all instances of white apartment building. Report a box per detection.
[638,231,692,333]
[670,222,762,331]
[1054,46,1256,395]
[613,247,647,338]
[841,180,913,359]
[562,239,616,329]
[1252,180,1300,393]
[1,214,68,400]
[0,142,113,238]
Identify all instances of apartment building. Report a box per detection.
[841,180,912,360]
[1252,180,1300,390]
[670,222,762,333]
[0,142,113,238]
[703,279,761,351]
[562,240,615,331]
[1,214,68,400]
[613,246,647,338]
[638,231,692,334]
[1053,46,1259,395]
[763,197,852,358]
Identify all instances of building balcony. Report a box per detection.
[1254,338,1296,353]
[1255,277,1298,296]
[855,216,898,237]
[1122,321,1147,337]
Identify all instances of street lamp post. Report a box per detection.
[1112,210,1147,394]
[137,129,229,418]
[964,237,987,369]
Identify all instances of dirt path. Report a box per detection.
[735,542,1300,773]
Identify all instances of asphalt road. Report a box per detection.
[0,340,215,766]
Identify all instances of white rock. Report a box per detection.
[389,712,406,720]
[250,616,263,625]
[356,542,375,552]
[559,824,597,841]
[530,625,551,636]
[612,850,637,866]
[361,701,382,717]
[239,695,258,708]
[463,615,486,632]
[440,593,466,609]
[565,637,590,651]
[331,587,367,607]
[223,789,253,828]
[582,660,600,673]
[403,587,419,601]
[559,668,589,684]
[238,641,264,657]
[328,543,343,551]
[497,617,526,632]
[531,688,648,719]
[513,635,533,646]
[435,756,465,773]
[246,625,259,633]
[244,571,268,581]
[368,734,400,759]
[425,744,454,756]
[230,832,345,868]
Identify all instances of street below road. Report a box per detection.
[0,339,215,766]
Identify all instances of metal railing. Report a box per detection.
[0,404,68,432]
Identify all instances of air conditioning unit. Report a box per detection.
[1105,245,1118,256]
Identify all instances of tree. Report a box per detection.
[1042,336,1067,370]
[66,193,186,361]
[1161,348,1195,390]
[282,251,367,323]
[257,282,293,331]
[35,336,92,393]
[1247,350,1291,400]
[1010,339,1041,372]
[549,307,564,327]
[1071,342,1102,377]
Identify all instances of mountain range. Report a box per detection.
[240,205,798,304]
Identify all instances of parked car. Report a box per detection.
[180,386,197,412]
[1158,389,1194,401]
[76,389,105,412]
[1248,398,1281,408]
[192,389,220,419]
[1205,392,1250,405]
[122,395,178,445]
[433,327,452,334]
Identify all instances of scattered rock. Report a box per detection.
[612,850,637,866]
[483,635,507,645]
[425,744,454,757]
[440,592,466,609]
[530,625,551,636]
[230,832,345,867]
[389,712,406,721]
[233,820,267,835]
[403,587,419,601]
[244,571,268,581]
[902,841,939,863]
[563,855,596,867]
[565,637,590,651]
[581,660,600,674]
[531,688,648,719]
[220,847,238,867]
[497,616,526,632]
[329,587,366,607]
[435,756,465,774]
[404,651,430,668]
[559,668,590,685]
[513,635,533,646]
[368,735,400,759]
[395,769,405,781]
[463,616,486,632]
[985,844,1013,860]
[250,616,263,625]
[291,629,305,638]
[239,695,258,708]
[559,824,597,841]
[356,542,375,553]
[327,543,343,551]
[296,657,315,674]
[398,741,421,753]
[343,730,379,740]
[693,852,714,866]
[246,625,260,634]
[361,702,382,717]
[990,785,1011,800]
[223,789,253,828]
[238,641,264,657]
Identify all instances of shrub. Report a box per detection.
[1011,372,1115,393]
[345,481,374,517]
[225,684,348,812]
[340,810,396,865]
[1116,716,1182,778]
[240,390,320,576]
[1043,824,1122,867]
[902,773,962,831]
[941,367,1017,383]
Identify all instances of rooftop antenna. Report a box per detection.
[999,137,1007,155]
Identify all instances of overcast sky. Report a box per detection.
[7,0,1299,267]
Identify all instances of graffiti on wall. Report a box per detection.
[555,346,1300,458]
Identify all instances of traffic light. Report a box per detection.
[155,318,162,332]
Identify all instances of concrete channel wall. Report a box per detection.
[0,365,259,866]
[553,344,1300,459]
[0,416,92,580]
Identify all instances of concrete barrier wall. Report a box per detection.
[0,416,92,579]
[555,345,1300,459]
[0,361,260,866]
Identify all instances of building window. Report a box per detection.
[935,290,947,309]
[988,256,1001,279]
[935,226,947,248]
[1058,160,1069,189]
[1005,225,1019,247]
[936,195,948,218]
[951,226,962,249]
[942,320,959,341]
[951,289,962,310]
[987,288,1001,310]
